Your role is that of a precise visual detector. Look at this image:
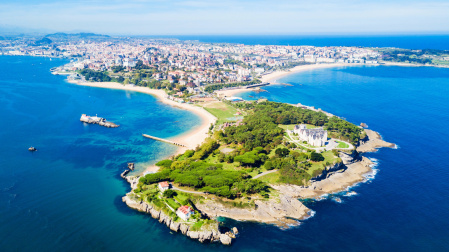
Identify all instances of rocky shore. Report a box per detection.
[122,194,235,245]
[273,128,394,199]
[357,129,395,153]
[195,194,311,226]
[121,122,394,244]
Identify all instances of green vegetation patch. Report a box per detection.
[336,141,349,148]
[202,102,239,124]
[165,198,180,210]
[256,171,281,184]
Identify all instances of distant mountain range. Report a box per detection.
[33,37,53,45]
[44,32,110,40]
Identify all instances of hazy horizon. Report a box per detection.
[1,0,448,36]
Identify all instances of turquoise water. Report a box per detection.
[1,57,449,251]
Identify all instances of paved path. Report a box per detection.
[171,185,206,195]
[252,169,278,179]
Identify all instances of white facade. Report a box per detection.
[293,124,328,147]
[176,206,194,221]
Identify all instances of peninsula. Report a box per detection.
[2,34,398,245]
[117,94,393,245]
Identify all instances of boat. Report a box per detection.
[28,147,37,151]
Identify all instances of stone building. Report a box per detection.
[293,124,328,147]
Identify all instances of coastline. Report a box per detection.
[68,69,394,228]
[66,79,217,173]
[216,63,361,98]
[273,128,394,199]
[215,61,449,99]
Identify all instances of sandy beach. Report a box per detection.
[216,63,358,98]
[67,80,217,173]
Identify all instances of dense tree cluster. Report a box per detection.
[111,65,125,73]
[204,79,261,93]
[139,158,269,199]
[79,69,114,82]
[379,48,449,65]
[324,117,362,144]
[138,101,360,196]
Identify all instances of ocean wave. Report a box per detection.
[363,157,380,182]
[304,210,316,220]
[311,158,380,202]
[314,194,329,201]
[343,191,358,197]
[1,182,16,192]
[393,144,400,149]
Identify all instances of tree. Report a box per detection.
[310,152,324,162]
[275,148,290,157]
[163,189,177,198]
[264,160,274,170]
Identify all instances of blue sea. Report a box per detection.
[1,54,449,251]
[152,35,449,50]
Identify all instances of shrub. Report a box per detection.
[163,189,177,198]
[310,152,325,162]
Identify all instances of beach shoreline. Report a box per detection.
[66,79,217,173]
[216,63,362,98]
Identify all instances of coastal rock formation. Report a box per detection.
[122,194,232,245]
[187,231,215,243]
[195,194,310,225]
[180,223,190,234]
[357,129,395,153]
[273,157,374,199]
[310,162,345,181]
[220,234,232,245]
[170,221,181,232]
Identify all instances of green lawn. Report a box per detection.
[307,151,339,176]
[204,153,240,170]
[202,102,239,124]
[256,171,280,184]
[247,167,268,177]
[190,221,204,231]
[336,141,349,148]
[165,198,180,210]
[174,194,189,205]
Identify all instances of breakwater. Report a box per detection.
[142,134,187,147]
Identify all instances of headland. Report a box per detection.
[67,69,395,245]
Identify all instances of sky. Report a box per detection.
[0,0,449,35]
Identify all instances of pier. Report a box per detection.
[142,134,187,147]
[245,82,270,88]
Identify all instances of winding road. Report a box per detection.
[252,169,278,179]
[171,185,206,195]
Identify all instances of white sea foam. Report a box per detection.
[393,144,400,149]
[303,210,316,220]
[343,191,358,197]
[315,194,329,201]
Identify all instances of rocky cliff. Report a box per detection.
[195,194,311,226]
[122,194,234,245]
[273,156,374,199]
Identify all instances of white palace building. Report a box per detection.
[293,124,328,147]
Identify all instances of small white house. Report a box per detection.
[176,205,194,221]
[158,181,170,192]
